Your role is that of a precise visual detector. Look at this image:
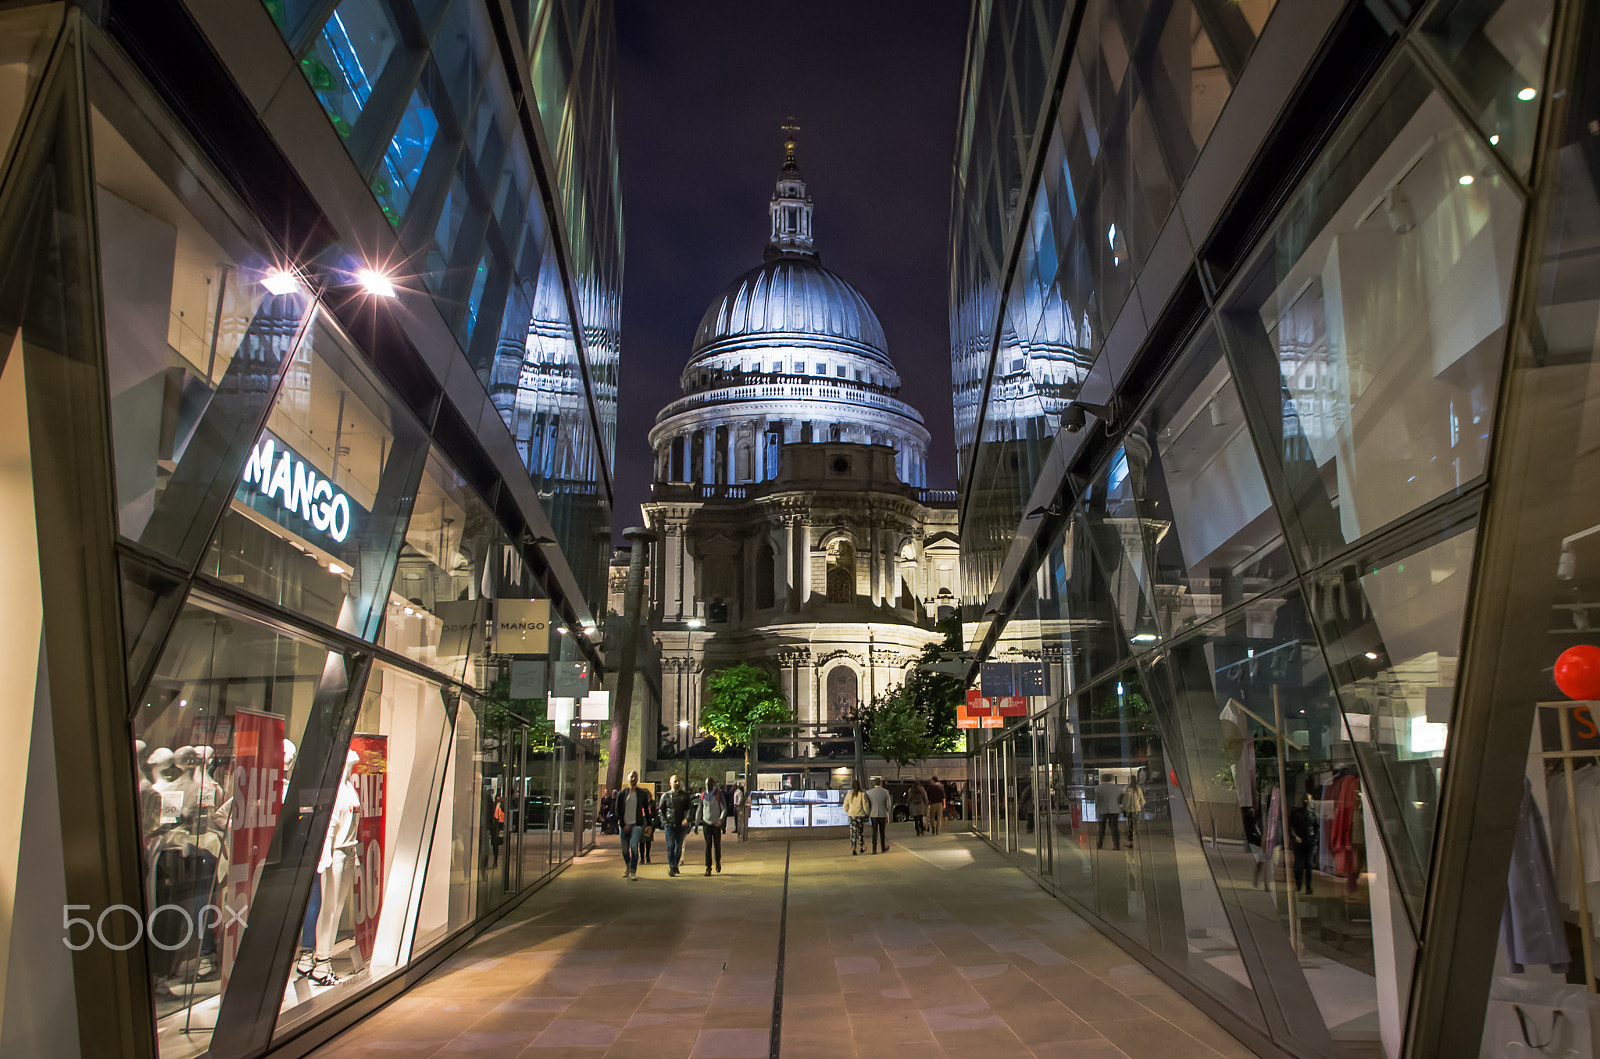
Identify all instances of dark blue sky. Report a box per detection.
[611,1,971,533]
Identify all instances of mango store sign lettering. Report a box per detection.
[240,435,354,543]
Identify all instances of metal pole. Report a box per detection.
[1273,686,1301,959]
[606,527,656,794]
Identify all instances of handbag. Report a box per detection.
[1482,978,1600,1058]
[493,803,505,823]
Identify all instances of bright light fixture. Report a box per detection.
[1458,174,1475,185]
[678,720,689,728]
[262,267,302,296]
[1364,651,1379,660]
[403,606,414,615]
[328,562,347,575]
[1517,87,1537,101]
[687,618,704,629]
[1489,134,1501,145]
[1131,633,1159,643]
[357,268,397,297]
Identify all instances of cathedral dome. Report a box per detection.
[689,256,892,369]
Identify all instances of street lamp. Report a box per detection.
[682,618,704,781]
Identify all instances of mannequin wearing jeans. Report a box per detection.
[311,751,361,986]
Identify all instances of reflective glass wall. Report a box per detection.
[953,0,1587,1056]
[0,3,611,1056]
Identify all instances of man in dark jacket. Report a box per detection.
[657,774,696,877]
[614,772,655,881]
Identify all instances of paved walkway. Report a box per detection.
[310,829,1256,1059]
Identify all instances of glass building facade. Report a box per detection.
[0,0,618,1055]
[954,0,1600,1056]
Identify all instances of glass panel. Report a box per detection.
[1320,515,1479,928]
[384,445,497,686]
[1162,590,1402,1055]
[1081,668,1155,946]
[201,315,429,642]
[93,90,312,557]
[1220,59,1523,569]
[373,89,438,227]
[1119,326,1292,638]
[1421,0,1554,176]
[273,661,451,1037]
[302,0,401,142]
[413,692,479,952]
[0,7,60,178]
[131,597,338,1058]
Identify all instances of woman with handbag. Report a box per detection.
[843,778,870,855]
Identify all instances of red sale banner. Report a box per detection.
[349,734,387,962]
[222,709,284,989]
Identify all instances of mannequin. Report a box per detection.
[309,750,361,986]
[149,748,184,827]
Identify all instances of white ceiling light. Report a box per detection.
[358,268,397,297]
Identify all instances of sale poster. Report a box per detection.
[349,734,388,962]
[222,708,285,989]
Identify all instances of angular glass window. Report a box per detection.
[1161,589,1410,1055]
[1220,60,1523,569]
[1115,326,1292,637]
[1421,0,1554,176]
[0,8,59,177]
[130,597,342,1057]
[273,661,453,1039]
[302,0,400,142]
[201,315,429,641]
[1314,513,1478,923]
[385,446,498,687]
[373,88,438,227]
[92,71,314,561]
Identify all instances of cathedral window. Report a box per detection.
[757,542,776,609]
[835,364,846,377]
[826,539,855,604]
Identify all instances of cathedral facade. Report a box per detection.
[643,135,958,748]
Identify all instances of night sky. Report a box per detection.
[611,1,971,536]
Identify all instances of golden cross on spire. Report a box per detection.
[781,118,800,167]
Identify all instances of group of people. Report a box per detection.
[842,775,952,855]
[612,771,734,880]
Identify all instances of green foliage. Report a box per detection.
[860,685,936,770]
[701,664,793,751]
[855,616,968,764]
[481,671,557,751]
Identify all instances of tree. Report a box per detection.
[860,685,935,771]
[700,663,793,751]
[900,616,967,752]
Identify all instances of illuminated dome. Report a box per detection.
[689,257,894,372]
[649,132,930,489]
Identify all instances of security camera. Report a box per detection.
[1062,401,1113,434]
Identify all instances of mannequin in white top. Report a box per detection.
[310,750,362,986]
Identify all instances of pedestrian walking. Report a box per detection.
[865,777,893,853]
[843,778,870,855]
[926,775,946,834]
[732,784,746,840]
[614,772,655,880]
[908,781,929,835]
[658,774,695,877]
[1123,775,1147,849]
[695,777,728,875]
[1094,773,1123,850]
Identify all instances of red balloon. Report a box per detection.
[1555,645,1600,700]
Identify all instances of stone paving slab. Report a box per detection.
[308,830,1258,1058]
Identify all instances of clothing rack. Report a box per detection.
[1538,700,1600,994]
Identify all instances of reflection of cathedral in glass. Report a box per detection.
[644,133,958,742]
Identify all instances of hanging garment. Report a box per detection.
[1330,775,1361,877]
[1263,787,1283,854]
[1219,699,1257,807]
[1503,777,1570,973]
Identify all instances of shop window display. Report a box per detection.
[130,597,342,1059]
[272,662,452,1039]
